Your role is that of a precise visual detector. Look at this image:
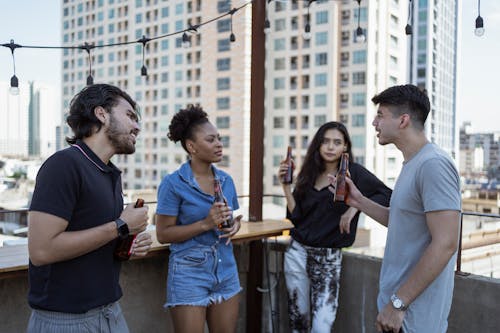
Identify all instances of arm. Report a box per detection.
[343,177,390,227]
[339,206,358,234]
[28,211,117,266]
[28,203,149,266]
[375,210,460,332]
[155,202,232,244]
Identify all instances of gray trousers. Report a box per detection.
[27,302,129,333]
[284,239,342,333]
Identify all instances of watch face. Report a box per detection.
[393,298,402,309]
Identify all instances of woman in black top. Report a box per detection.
[278,121,391,332]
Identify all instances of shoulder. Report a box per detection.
[37,147,81,177]
[349,162,376,180]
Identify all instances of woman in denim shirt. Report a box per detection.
[156,105,243,333]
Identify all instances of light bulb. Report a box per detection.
[264,19,271,34]
[141,65,148,76]
[356,27,366,43]
[182,32,191,48]
[230,33,236,42]
[87,75,94,86]
[10,75,19,95]
[475,16,484,36]
[405,24,412,35]
[303,23,311,41]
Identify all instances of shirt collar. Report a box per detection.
[72,140,120,174]
[178,161,227,187]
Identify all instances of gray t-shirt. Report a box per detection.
[378,143,461,333]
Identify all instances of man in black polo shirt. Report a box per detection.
[27,84,152,333]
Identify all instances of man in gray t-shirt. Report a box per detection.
[340,85,461,333]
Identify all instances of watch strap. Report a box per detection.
[115,218,129,239]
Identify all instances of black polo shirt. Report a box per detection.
[28,140,124,313]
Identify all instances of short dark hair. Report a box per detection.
[371,84,430,129]
[66,84,137,144]
[167,105,209,152]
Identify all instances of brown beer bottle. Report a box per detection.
[334,153,349,202]
[283,146,293,184]
[214,178,232,229]
[114,198,144,261]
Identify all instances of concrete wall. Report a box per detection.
[1,246,499,332]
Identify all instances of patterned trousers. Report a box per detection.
[284,239,342,333]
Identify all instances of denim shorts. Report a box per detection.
[165,243,241,307]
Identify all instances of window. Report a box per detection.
[217,58,231,71]
[217,0,230,13]
[274,58,285,70]
[315,31,328,45]
[216,116,230,129]
[275,18,286,31]
[217,19,231,32]
[352,93,366,106]
[274,78,285,90]
[315,53,327,66]
[273,117,284,129]
[289,116,297,129]
[217,97,230,110]
[352,50,367,64]
[314,94,327,107]
[273,136,284,148]
[314,114,326,126]
[218,39,230,52]
[220,136,230,148]
[274,38,286,51]
[315,73,327,87]
[316,11,328,24]
[352,114,365,127]
[217,77,230,90]
[351,134,365,148]
[352,72,366,85]
[274,97,285,109]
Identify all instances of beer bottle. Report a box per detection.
[283,146,293,184]
[214,178,233,229]
[114,198,144,261]
[334,153,349,202]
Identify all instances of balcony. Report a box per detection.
[1,236,499,332]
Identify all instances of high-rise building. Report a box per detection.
[264,0,408,204]
[0,82,57,158]
[61,0,252,194]
[408,0,459,158]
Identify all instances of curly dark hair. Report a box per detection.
[371,84,430,129]
[168,105,209,152]
[66,84,138,144]
[294,121,353,199]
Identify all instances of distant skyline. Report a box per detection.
[1,0,499,132]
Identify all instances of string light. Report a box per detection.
[264,0,272,34]
[138,35,150,76]
[475,0,484,36]
[303,0,316,41]
[80,42,95,86]
[1,1,252,91]
[229,8,237,43]
[406,0,413,35]
[2,39,21,95]
[355,0,366,43]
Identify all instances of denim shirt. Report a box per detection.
[156,161,239,254]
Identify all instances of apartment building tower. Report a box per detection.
[61,0,252,194]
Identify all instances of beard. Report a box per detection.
[105,115,136,154]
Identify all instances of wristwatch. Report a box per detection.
[390,294,408,311]
[115,218,129,239]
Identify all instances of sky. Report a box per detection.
[1,0,499,133]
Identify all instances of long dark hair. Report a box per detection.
[294,121,353,198]
[66,84,137,144]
